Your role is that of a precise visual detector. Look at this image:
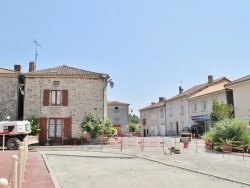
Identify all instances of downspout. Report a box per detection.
[165,102,167,136]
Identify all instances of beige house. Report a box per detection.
[23,62,110,143]
[139,97,166,137]
[165,76,231,136]
[225,74,250,125]
[0,65,23,121]
[139,75,232,136]
[188,77,232,134]
[107,101,130,135]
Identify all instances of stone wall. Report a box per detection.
[24,77,106,138]
[0,76,18,120]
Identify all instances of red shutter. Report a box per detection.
[43,90,50,106]
[62,90,68,106]
[63,118,72,138]
[39,118,48,141]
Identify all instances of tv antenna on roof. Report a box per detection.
[34,40,41,70]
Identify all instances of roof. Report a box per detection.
[107,101,130,106]
[139,101,165,112]
[166,77,230,102]
[225,74,250,87]
[189,80,231,99]
[0,67,19,74]
[24,65,108,78]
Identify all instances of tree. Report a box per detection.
[129,113,139,124]
[26,114,41,135]
[81,114,103,139]
[210,99,234,123]
[81,114,113,139]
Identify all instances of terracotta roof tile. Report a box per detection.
[0,67,19,74]
[139,101,165,111]
[107,101,130,106]
[225,74,250,87]
[24,65,107,77]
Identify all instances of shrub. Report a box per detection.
[26,114,41,135]
[203,118,250,146]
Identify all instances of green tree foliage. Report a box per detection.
[26,114,41,135]
[129,113,139,124]
[81,114,113,139]
[129,123,140,133]
[81,114,103,139]
[203,118,250,145]
[210,100,234,122]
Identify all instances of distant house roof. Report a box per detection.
[139,101,165,112]
[0,67,19,78]
[24,65,108,78]
[0,67,19,74]
[189,79,231,99]
[225,74,250,87]
[166,77,230,102]
[107,101,130,106]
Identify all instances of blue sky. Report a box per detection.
[1,1,250,116]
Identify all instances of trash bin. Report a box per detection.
[184,141,189,148]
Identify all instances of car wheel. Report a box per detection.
[6,138,21,150]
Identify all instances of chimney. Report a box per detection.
[14,65,21,72]
[29,61,35,72]
[208,75,213,84]
[179,86,183,94]
[151,102,155,105]
[159,97,166,102]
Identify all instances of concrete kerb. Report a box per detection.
[41,153,61,188]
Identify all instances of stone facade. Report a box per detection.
[107,101,129,134]
[0,69,20,121]
[24,77,106,138]
[22,64,109,142]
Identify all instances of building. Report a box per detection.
[188,77,232,134]
[139,75,232,136]
[0,65,23,121]
[165,76,231,136]
[139,97,166,137]
[107,101,130,135]
[225,74,250,125]
[23,62,110,143]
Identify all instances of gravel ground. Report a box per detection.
[44,151,249,188]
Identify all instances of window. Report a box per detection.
[169,108,173,116]
[194,103,197,112]
[170,122,173,130]
[142,119,146,125]
[203,100,207,110]
[51,90,61,105]
[160,109,164,118]
[43,89,68,106]
[53,81,59,87]
[180,105,184,114]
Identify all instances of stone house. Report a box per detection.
[0,65,24,121]
[23,62,110,143]
[107,101,130,135]
[139,97,166,137]
[225,74,250,126]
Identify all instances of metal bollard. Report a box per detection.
[11,155,18,188]
[0,178,8,188]
[18,146,24,188]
